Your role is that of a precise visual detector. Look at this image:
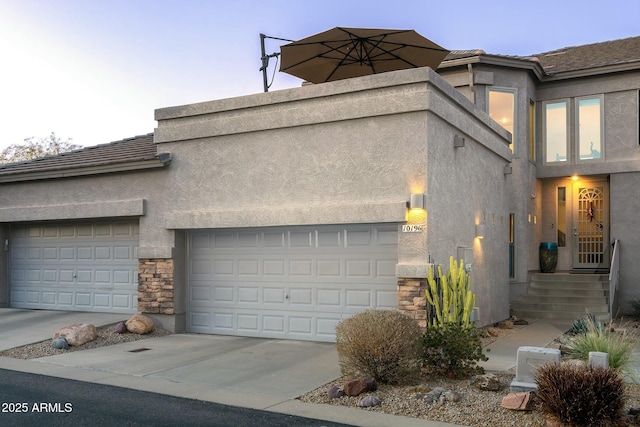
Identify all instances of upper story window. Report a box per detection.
[543,96,604,165]
[543,100,569,163]
[577,96,603,161]
[488,88,516,152]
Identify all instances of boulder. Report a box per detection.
[471,373,502,391]
[485,327,500,337]
[497,320,514,329]
[115,321,128,334]
[125,314,155,335]
[53,323,97,346]
[357,395,380,407]
[51,337,69,350]
[501,392,535,411]
[327,385,344,399]
[343,375,377,397]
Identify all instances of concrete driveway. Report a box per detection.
[0,308,341,410]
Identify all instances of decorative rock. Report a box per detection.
[343,375,377,397]
[422,388,445,403]
[125,314,155,335]
[513,318,529,326]
[485,327,500,337]
[357,395,380,407]
[501,392,535,411]
[405,384,430,394]
[471,373,501,391]
[327,385,344,399]
[497,320,514,329]
[444,391,461,402]
[115,321,128,334]
[51,337,69,350]
[53,323,97,346]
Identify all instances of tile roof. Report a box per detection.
[0,133,165,182]
[531,36,640,75]
[442,36,640,77]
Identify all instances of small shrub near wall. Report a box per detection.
[335,309,422,385]
[421,322,487,379]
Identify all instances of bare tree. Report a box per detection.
[0,132,81,164]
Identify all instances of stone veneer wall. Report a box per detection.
[397,278,428,329]
[138,259,175,315]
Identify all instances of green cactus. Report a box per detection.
[426,256,476,328]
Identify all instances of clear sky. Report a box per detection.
[1,0,638,150]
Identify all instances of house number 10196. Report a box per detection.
[402,225,423,233]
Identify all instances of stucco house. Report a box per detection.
[1,35,638,342]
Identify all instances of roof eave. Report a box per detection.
[539,61,640,81]
[0,157,170,184]
[439,55,546,80]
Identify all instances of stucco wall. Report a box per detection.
[610,172,640,315]
[0,169,175,258]
[425,112,511,325]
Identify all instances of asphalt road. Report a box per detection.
[0,369,353,427]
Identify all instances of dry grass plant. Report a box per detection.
[566,316,638,376]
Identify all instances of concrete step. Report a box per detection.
[511,301,609,313]
[531,273,608,282]
[516,295,609,305]
[512,273,611,322]
[526,288,608,298]
[529,281,607,291]
[512,308,610,322]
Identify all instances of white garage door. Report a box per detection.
[10,222,139,314]
[187,224,398,342]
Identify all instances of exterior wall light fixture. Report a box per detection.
[408,193,425,210]
[475,222,486,239]
[454,134,465,148]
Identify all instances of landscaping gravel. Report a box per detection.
[0,323,171,360]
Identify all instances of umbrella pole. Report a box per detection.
[260,34,269,93]
[259,34,292,92]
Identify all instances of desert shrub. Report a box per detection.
[536,363,626,426]
[335,309,422,384]
[566,316,636,373]
[421,322,488,379]
[568,312,601,335]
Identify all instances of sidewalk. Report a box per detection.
[0,310,567,427]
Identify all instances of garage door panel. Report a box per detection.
[214,286,234,303]
[238,287,259,303]
[10,222,138,314]
[237,313,259,331]
[188,224,398,341]
[238,259,259,275]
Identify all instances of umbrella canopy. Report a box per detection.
[279,27,449,84]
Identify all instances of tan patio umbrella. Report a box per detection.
[279,27,449,84]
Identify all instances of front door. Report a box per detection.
[572,179,609,269]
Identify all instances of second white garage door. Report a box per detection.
[187,224,398,342]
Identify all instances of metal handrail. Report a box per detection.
[609,239,620,319]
